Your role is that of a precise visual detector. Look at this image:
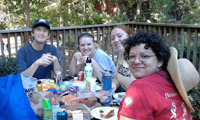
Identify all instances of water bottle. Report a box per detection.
[99,71,113,106]
[84,57,93,82]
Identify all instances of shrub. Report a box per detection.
[188,85,200,119]
[0,56,17,77]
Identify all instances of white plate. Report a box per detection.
[113,92,126,101]
[91,107,119,120]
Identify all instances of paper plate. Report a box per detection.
[91,107,119,120]
[113,92,126,101]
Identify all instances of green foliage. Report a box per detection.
[187,86,200,119]
[0,0,56,29]
[0,23,6,30]
[123,0,136,8]
[83,12,108,25]
[63,34,76,47]
[0,56,17,77]
[150,0,174,23]
[182,1,200,25]
[109,7,130,23]
[135,15,147,22]
[172,39,200,69]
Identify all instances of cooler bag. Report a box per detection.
[0,74,39,120]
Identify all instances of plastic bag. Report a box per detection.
[21,74,37,93]
[59,89,97,108]
[27,91,53,118]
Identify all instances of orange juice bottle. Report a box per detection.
[36,80,43,92]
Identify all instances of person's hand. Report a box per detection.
[51,55,58,63]
[35,53,53,67]
[74,52,82,62]
[112,82,117,92]
[80,56,88,63]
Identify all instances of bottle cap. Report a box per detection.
[86,57,92,63]
[37,80,42,84]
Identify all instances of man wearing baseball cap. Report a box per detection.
[17,19,63,79]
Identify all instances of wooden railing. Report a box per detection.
[0,22,200,75]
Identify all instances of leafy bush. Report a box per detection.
[188,85,200,119]
[0,56,17,77]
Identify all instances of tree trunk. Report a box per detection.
[135,0,150,20]
[60,0,69,27]
[136,1,142,15]
[23,0,30,45]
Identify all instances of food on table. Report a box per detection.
[99,110,104,113]
[99,109,114,118]
[118,93,125,100]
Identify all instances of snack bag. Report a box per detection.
[21,74,37,93]
[59,86,97,108]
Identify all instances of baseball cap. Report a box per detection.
[32,19,50,29]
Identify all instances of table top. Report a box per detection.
[38,77,125,120]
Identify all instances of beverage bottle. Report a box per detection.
[99,71,113,106]
[84,57,93,82]
[55,71,62,86]
[36,80,43,92]
[48,80,56,89]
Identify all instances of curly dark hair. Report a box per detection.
[124,31,171,70]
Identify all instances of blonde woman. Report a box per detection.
[69,33,116,81]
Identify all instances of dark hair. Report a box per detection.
[78,33,94,44]
[111,25,133,36]
[124,31,171,70]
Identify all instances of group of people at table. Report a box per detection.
[16,19,199,120]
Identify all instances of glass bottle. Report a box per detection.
[36,80,43,92]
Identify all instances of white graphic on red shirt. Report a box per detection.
[123,95,133,108]
[181,102,187,119]
[170,101,177,120]
[165,92,178,98]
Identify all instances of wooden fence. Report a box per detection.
[0,22,200,75]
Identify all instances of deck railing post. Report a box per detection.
[0,22,199,75]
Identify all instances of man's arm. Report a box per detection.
[17,47,39,77]
[20,54,58,77]
[21,61,39,77]
[52,56,63,73]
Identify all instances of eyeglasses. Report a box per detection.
[127,54,156,63]
[36,28,48,33]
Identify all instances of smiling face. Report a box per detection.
[79,36,96,57]
[31,26,50,43]
[128,44,163,79]
[111,28,128,53]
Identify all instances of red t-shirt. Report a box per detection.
[118,70,192,120]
